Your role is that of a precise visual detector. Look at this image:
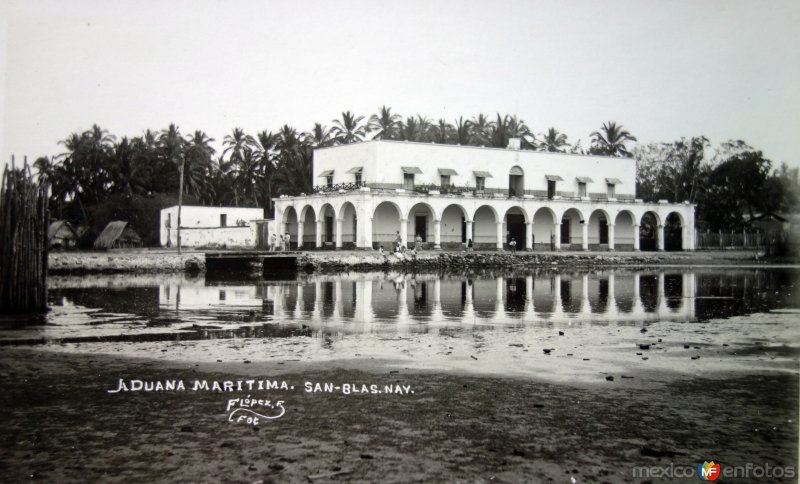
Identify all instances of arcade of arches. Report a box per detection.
[274,194,694,252]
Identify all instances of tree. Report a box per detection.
[453,117,470,145]
[539,128,569,153]
[698,148,773,230]
[159,124,185,252]
[469,113,493,146]
[274,125,313,195]
[303,123,333,149]
[590,121,637,157]
[331,111,367,144]
[254,130,279,217]
[431,118,454,144]
[368,106,401,140]
[184,131,216,204]
[222,128,257,206]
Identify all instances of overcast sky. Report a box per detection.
[1,0,799,169]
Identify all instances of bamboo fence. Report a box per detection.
[0,158,49,314]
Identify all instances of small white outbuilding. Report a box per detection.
[160,205,265,248]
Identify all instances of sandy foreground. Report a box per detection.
[0,340,798,483]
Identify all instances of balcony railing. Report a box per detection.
[313,181,366,193]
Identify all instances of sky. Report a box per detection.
[1,0,799,169]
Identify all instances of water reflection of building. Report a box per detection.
[255,272,698,325]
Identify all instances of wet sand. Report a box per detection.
[0,348,797,483]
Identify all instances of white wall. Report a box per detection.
[313,140,636,196]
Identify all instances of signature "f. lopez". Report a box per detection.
[227,396,285,426]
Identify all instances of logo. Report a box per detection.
[698,461,720,481]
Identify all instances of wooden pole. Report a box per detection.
[177,158,184,255]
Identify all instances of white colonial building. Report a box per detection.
[160,205,264,248]
[272,140,695,251]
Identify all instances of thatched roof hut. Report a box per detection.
[48,220,82,249]
[93,221,143,249]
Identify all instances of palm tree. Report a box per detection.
[184,130,216,203]
[254,130,279,216]
[469,113,493,146]
[539,128,569,153]
[590,121,638,157]
[431,119,454,144]
[274,125,313,195]
[368,106,401,140]
[453,117,470,145]
[159,124,185,252]
[222,128,256,205]
[331,111,367,144]
[303,123,333,149]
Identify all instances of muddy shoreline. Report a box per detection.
[48,249,790,274]
[0,349,796,483]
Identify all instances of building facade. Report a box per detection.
[160,205,264,248]
[272,140,695,251]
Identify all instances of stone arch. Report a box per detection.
[473,205,499,250]
[509,165,525,197]
[588,208,611,249]
[372,201,403,250]
[532,206,558,250]
[639,211,661,251]
[408,202,437,247]
[318,203,337,247]
[503,205,528,249]
[441,203,469,249]
[299,205,317,249]
[614,210,636,251]
[339,201,358,249]
[664,211,684,251]
[281,205,299,249]
[560,207,585,250]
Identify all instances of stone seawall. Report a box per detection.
[49,251,206,273]
[298,252,670,272]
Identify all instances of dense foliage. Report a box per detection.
[28,107,798,244]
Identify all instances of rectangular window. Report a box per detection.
[578,182,587,198]
[607,183,615,199]
[476,176,485,191]
[404,173,415,190]
[355,173,362,185]
[220,214,227,227]
[326,175,333,187]
[441,175,450,187]
[547,180,556,199]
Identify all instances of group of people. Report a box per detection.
[269,232,292,251]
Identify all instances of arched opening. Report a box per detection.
[407,202,436,249]
[339,202,358,249]
[473,205,499,250]
[665,212,683,251]
[588,209,610,250]
[300,206,316,250]
[372,201,402,251]
[639,212,660,251]
[441,204,468,250]
[509,166,524,197]
[319,204,336,249]
[503,206,527,250]
[664,274,683,310]
[560,208,584,250]
[532,207,557,250]
[281,206,298,249]
[614,210,636,251]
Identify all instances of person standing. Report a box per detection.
[269,232,277,252]
[415,233,423,250]
[284,232,291,251]
[395,230,402,252]
[510,237,517,254]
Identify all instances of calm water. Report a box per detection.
[3,267,797,344]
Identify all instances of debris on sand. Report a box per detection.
[639,344,651,350]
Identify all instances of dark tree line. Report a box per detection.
[26,105,797,244]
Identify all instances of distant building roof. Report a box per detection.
[94,221,142,249]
